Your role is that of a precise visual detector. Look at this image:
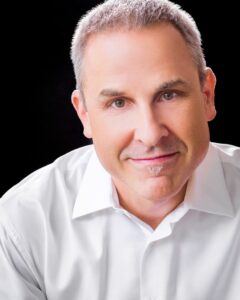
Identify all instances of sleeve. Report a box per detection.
[0,217,47,300]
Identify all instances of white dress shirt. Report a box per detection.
[0,143,239,300]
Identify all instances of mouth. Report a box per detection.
[130,152,179,165]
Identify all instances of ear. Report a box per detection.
[202,67,217,121]
[71,90,92,138]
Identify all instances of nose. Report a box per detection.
[134,106,169,147]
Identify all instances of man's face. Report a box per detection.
[73,24,216,205]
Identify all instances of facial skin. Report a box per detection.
[72,23,216,228]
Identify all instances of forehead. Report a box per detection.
[82,24,198,95]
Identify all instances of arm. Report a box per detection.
[0,220,47,300]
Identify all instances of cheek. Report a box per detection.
[89,112,133,153]
[179,104,210,148]
[166,101,209,145]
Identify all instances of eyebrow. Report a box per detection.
[98,78,189,98]
[99,89,126,98]
[156,79,189,90]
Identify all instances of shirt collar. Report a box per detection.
[184,143,234,218]
[73,143,234,220]
[72,150,118,219]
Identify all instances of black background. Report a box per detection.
[1,0,239,196]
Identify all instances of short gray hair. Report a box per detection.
[71,0,206,92]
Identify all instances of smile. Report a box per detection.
[130,152,179,165]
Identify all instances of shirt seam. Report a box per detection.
[0,212,46,293]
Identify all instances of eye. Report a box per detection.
[112,98,126,108]
[161,91,177,101]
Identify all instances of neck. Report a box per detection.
[116,184,187,230]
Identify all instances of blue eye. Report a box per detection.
[112,98,125,108]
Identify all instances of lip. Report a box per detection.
[129,152,179,165]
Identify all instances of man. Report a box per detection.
[0,0,239,299]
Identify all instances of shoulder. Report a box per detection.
[0,145,95,288]
[0,144,94,230]
[211,142,240,168]
[1,145,93,199]
[211,143,240,211]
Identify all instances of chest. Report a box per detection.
[43,212,240,300]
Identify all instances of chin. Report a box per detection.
[139,185,175,202]
[139,174,186,201]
